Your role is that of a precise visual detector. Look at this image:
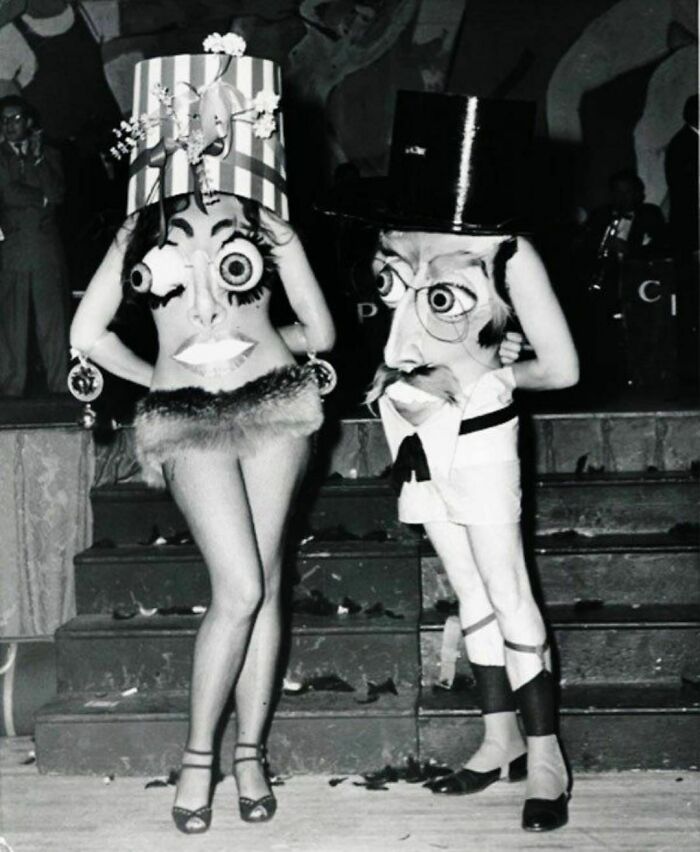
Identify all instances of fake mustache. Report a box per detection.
[365,363,461,406]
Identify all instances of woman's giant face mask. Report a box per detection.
[372,231,506,373]
[127,196,275,375]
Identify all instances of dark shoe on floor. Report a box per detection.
[171,748,214,834]
[522,793,569,832]
[425,752,527,795]
[233,742,277,823]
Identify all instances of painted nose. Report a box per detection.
[383,292,424,370]
[188,253,224,329]
[188,300,223,329]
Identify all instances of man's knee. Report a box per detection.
[484,570,536,620]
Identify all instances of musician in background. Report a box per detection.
[575,171,667,397]
[582,170,667,264]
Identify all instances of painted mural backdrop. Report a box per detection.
[0,0,695,218]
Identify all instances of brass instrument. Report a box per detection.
[588,214,622,293]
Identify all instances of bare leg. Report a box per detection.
[164,450,263,826]
[467,523,568,801]
[424,521,525,772]
[233,435,311,801]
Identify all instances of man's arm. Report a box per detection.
[30,144,65,206]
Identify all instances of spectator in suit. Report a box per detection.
[0,95,68,396]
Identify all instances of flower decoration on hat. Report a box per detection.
[110,34,285,243]
[202,31,247,57]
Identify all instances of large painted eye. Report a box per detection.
[427,283,477,319]
[129,262,152,293]
[375,265,407,307]
[217,239,263,291]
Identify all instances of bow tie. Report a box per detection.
[390,433,431,495]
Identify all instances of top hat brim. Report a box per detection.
[316,177,531,236]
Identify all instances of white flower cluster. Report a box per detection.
[109,116,149,160]
[250,90,280,139]
[252,90,280,114]
[253,112,276,139]
[186,129,205,165]
[202,32,247,57]
[152,82,174,111]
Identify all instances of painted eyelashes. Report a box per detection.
[126,229,278,309]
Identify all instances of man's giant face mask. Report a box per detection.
[126,195,275,376]
[372,231,512,376]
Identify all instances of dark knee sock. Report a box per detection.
[471,663,516,714]
[513,670,556,736]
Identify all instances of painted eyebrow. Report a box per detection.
[377,243,405,260]
[211,218,235,236]
[432,250,485,264]
[169,218,194,237]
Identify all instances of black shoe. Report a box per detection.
[522,793,569,832]
[233,742,277,823]
[171,748,214,834]
[425,752,527,795]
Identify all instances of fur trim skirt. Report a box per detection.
[134,364,323,488]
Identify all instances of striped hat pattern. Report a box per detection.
[124,51,288,220]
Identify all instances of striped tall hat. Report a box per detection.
[122,36,288,220]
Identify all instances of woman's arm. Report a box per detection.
[259,208,336,355]
[505,238,579,390]
[70,220,154,388]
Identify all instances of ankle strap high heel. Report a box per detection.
[171,748,215,835]
[233,742,277,823]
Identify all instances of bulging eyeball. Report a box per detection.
[375,265,407,308]
[217,239,264,292]
[129,262,153,293]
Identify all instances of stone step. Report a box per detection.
[35,682,700,775]
[74,534,699,617]
[95,410,700,484]
[422,533,700,608]
[528,472,698,536]
[54,613,420,695]
[91,472,699,544]
[327,411,700,477]
[74,541,422,615]
[418,683,700,771]
[420,605,700,686]
[35,689,418,777]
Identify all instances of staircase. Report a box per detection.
[35,410,700,775]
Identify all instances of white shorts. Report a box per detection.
[381,369,522,527]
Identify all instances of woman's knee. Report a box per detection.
[260,564,282,606]
[210,579,264,622]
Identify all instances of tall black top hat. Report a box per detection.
[319,91,536,235]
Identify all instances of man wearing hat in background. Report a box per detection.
[322,91,579,832]
[0,94,68,396]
